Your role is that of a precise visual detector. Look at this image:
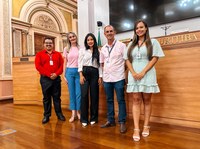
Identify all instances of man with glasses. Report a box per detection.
[100,25,127,133]
[35,37,66,124]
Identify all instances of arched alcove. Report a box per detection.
[20,0,68,33]
[17,0,69,54]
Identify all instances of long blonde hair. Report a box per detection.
[65,32,79,52]
[127,20,153,62]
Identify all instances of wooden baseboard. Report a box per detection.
[0,95,13,100]
[0,98,13,103]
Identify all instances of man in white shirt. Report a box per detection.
[100,25,127,133]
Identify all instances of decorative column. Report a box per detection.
[12,28,22,57]
[0,0,13,100]
[77,0,90,46]
[61,32,68,52]
[22,30,29,56]
[27,34,33,56]
[0,0,12,79]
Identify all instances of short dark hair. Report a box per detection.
[43,37,54,43]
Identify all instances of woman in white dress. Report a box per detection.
[124,20,165,141]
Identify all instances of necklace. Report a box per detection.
[138,40,145,47]
[136,40,145,59]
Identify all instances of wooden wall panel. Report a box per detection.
[13,57,38,104]
[13,57,70,107]
[150,47,200,128]
[0,80,13,100]
[149,31,200,128]
[60,75,70,108]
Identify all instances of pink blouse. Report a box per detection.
[63,46,79,68]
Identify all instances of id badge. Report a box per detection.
[50,60,53,65]
[106,58,111,67]
[136,52,141,59]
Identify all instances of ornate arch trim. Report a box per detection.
[19,0,68,33]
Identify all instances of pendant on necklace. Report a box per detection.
[136,51,141,59]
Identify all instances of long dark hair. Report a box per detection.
[84,33,100,66]
[127,20,153,62]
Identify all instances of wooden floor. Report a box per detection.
[0,101,200,149]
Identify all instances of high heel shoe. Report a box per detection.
[142,126,150,137]
[133,129,140,142]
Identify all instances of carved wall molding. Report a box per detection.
[11,19,32,29]
[22,30,29,35]
[19,0,68,33]
[157,31,200,49]
[72,11,77,19]
[33,14,57,31]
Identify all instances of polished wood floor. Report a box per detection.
[0,101,200,149]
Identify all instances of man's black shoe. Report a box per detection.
[120,123,127,133]
[58,115,66,121]
[100,121,116,128]
[42,116,49,124]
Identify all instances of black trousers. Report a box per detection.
[40,75,63,117]
[80,66,99,123]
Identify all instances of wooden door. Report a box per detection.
[34,33,55,55]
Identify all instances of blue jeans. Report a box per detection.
[103,79,126,123]
[65,68,81,110]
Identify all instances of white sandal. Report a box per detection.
[133,129,140,142]
[142,126,150,137]
[82,123,87,127]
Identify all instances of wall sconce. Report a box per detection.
[97,21,103,27]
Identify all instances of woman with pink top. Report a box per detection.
[63,32,81,122]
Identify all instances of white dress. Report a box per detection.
[124,39,165,93]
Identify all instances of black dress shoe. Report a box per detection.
[57,115,66,121]
[120,123,127,133]
[42,116,49,124]
[100,121,116,128]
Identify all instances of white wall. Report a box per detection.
[78,0,200,44]
[78,0,109,47]
[93,0,109,45]
[77,0,90,47]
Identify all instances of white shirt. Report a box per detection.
[100,40,126,82]
[78,48,102,77]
